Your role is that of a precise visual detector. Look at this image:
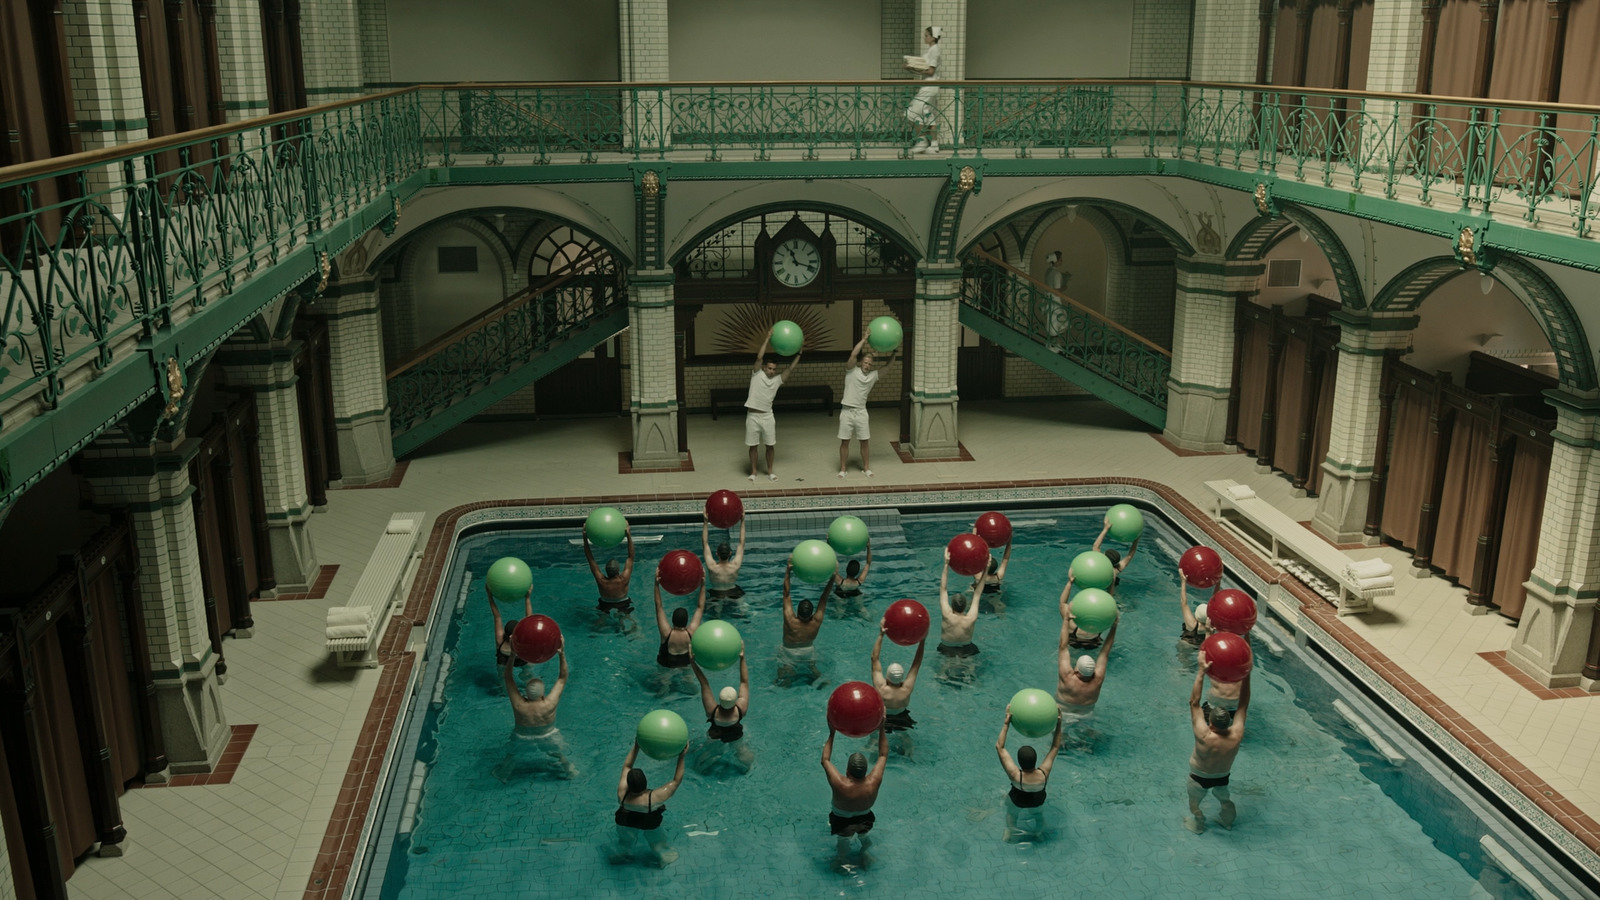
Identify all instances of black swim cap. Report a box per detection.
[627,769,647,792]
[717,542,733,561]
[846,752,868,779]
[797,599,815,621]
[1104,549,1122,567]
[503,619,518,639]
[846,560,862,578]
[605,560,620,577]
[1017,746,1037,771]
[672,607,689,627]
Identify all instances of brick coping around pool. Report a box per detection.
[302,478,1600,899]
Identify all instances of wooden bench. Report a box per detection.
[708,384,834,420]
[1203,480,1394,616]
[325,511,425,667]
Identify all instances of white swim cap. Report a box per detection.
[929,25,943,38]
[1194,602,1209,625]
[1076,656,1096,679]
[718,686,738,707]
[887,662,906,682]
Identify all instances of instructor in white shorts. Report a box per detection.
[746,327,802,481]
[838,334,895,477]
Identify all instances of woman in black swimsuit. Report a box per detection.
[487,584,533,674]
[653,573,707,671]
[614,739,687,866]
[996,705,1063,843]
[689,644,754,773]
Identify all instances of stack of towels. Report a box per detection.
[1226,484,1257,501]
[1343,557,1396,596]
[326,606,372,639]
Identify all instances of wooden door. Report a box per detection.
[295,322,339,502]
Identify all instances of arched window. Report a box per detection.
[529,226,611,279]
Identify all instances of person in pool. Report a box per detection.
[614,738,688,866]
[778,559,838,686]
[584,524,637,623]
[689,641,754,773]
[976,527,1012,596]
[652,571,707,692]
[487,582,533,675]
[493,638,576,781]
[835,540,872,599]
[822,724,888,868]
[871,624,926,756]
[937,548,984,658]
[996,704,1063,842]
[701,511,746,609]
[1186,652,1252,834]
[1091,514,1141,596]
[1177,564,1215,650]
[1057,573,1119,724]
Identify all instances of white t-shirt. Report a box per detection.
[745,371,783,411]
[922,42,941,80]
[841,367,880,409]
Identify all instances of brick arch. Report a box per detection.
[513,221,617,281]
[667,185,921,266]
[392,213,518,298]
[1226,203,1366,310]
[959,197,1192,260]
[1371,255,1597,391]
[1017,204,1126,317]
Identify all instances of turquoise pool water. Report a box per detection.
[368,507,1562,898]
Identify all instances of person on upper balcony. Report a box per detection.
[906,26,944,154]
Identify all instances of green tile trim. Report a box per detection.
[76,118,149,133]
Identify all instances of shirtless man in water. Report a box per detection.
[702,513,747,615]
[871,625,926,756]
[1186,652,1252,833]
[493,640,575,780]
[822,725,889,867]
[936,550,984,684]
[1057,573,1119,725]
[778,559,838,685]
[584,526,636,628]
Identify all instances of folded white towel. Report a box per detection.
[1346,558,1392,578]
[325,623,370,640]
[326,607,369,627]
[386,519,416,535]
[1226,484,1257,500]
[1353,575,1395,592]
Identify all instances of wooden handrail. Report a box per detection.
[968,248,1170,357]
[385,247,613,379]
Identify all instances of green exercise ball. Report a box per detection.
[826,515,869,557]
[1071,588,1118,635]
[1070,550,1116,590]
[771,320,804,356]
[1107,504,1145,542]
[867,316,903,353]
[485,557,533,602]
[690,619,742,671]
[1009,688,1059,738]
[585,507,628,549]
[791,539,839,584]
[636,709,689,760]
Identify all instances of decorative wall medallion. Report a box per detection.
[958,166,976,192]
[641,170,661,198]
[1253,183,1271,215]
[1456,225,1477,268]
[160,357,184,422]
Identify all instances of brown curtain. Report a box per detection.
[1272,3,1299,86]
[0,721,34,900]
[1303,4,1341,88]
[1380,381,1435,548]
[192,461,235,637]
[1431,411,1496,584]
[1554,0,1600,194]
[1309,350,1339,494]
[90,573,141,790]
[0,0,80,246]
[224,419,263,601]
[1273,334,1310,475]
[1484,0,1552,187]
[1346,1,1374,91]
[1235,317,1273,452]
[1492,437,1551,617]
[1418,0,1483,175]
[32,627,97,876]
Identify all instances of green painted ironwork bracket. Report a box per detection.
[390,305,630,458]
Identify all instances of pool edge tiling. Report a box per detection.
[306,478,1600,900]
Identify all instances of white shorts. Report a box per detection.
[907,85,940,125]
[745,410,777,446]
[837,406,871,441]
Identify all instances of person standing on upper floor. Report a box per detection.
[838,334,894,478]
[906,26,944,154]
[745,326,803,482]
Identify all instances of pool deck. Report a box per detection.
[63,401,1600,900]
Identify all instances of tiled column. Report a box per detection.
[628,271,682,468]
[909,266,961,459]
[1357,0,1428,165]
[1189,0,1261,82]
[80,439,230,774]
[619,0,669,152]
[1311,312,1416,544]
[357,0,391,90]
[298,0,365,104]
[1129,0,1196,78]
[0,804,11,900]
[61,0,148,209]
[214,0,270,124]
[217,340,321,590]
[310,279,396,484]
[880,0,917,79]
[1164,256,1261,452]
[1506,393,1600,688]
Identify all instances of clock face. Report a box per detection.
[771,237,821,288]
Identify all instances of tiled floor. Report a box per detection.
[64,400,1600,900]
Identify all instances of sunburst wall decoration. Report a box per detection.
[703,303,844,356]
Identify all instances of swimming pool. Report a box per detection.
[359,502,1592,898]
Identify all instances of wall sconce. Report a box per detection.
[1066,204,1078,222]
[1479,273,1495,295]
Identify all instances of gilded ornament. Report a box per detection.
[1456,226,1476,267]
[958,166,977,192]
[641,170,661,198]
[160,357,184,422]
[316,251,331,293]
[1253,183,1270,215]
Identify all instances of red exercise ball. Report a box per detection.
[974,512,1013,548]
[947,534,990,577]
[883,599,930,646]
[827,681,886,738]
[1200,632,1254,683]
[705,490,743,529]
[510,615,561,664]
[1180,546,1224,588]
[1208,589,1258,635]
[657,550,705,596]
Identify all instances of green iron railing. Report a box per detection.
[961,249,1171,413]
[2,79,1599,495]
[386,264,627,444]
